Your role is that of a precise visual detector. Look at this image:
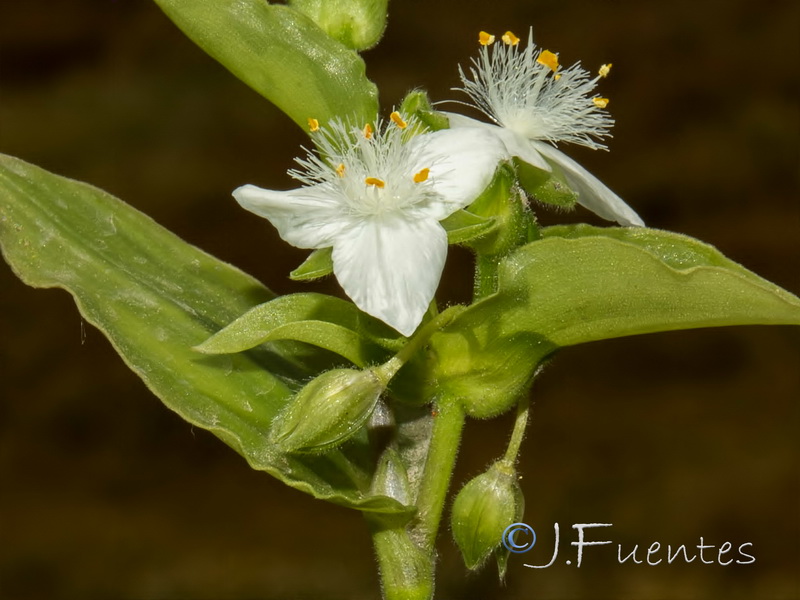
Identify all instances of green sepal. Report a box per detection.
[428,226,800,417]
[418,110,451,132]
[152,0,379,130]
[290,247,334,281]
[288,0,388,51]
[399,90,450,132]
[440,209,498,245]
[514,157,577,209]
[512,156,550,193]
[0,154,411,515]
[464,162,537,256]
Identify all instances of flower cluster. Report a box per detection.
[234,30,643,336]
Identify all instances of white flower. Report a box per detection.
[447,30,644,227]
[233,115,505,336]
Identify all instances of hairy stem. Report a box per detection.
[369,516,434,600]
[412,399,466,551]
[502,394,531,465]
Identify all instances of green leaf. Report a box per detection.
[533,225,800,343]
[429,225,800,417]
[541,224,761,274]
[0,154,409,515]
[290,247,334,281]
[195,292,403,366]
[152,0,379,130]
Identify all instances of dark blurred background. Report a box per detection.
[1,1,798,599]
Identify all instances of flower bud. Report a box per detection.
[451,461,524,570]
[288,0,388,50]
[270,368,384,453]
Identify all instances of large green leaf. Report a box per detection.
[152,0,379,129]
[0,154,408,514]
[427,224,800,417]
[534,224,800,343]
[196,292,403,367]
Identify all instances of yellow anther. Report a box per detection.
[537,49,559,72]
[363,123,373,139]
[336,163,346,177]
[365,177,385,188]
[390,111,408,129]
[501,31,520,46]
[479,31,495,46]
[554,73,562,81]
[593,97,610,109]
[599,63,612,78]
[413,168,430,183]
[307,118,320,132]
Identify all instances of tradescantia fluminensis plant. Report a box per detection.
[1,2,798,598]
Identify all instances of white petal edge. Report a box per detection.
[232,184,350,249]
[531,142,645,227]
[331,215,448,336]
[443,112,552,172]
[405,125,507,221]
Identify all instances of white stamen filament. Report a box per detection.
[456,29,614,149]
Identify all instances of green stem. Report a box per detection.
[369,309,468,599]
[502,395,530,465]
[369,517,434,600]
[412,398,466,551]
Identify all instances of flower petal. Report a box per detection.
[531,142,645,227]
[331,215,447,336]
[232,184,349,248]
[405,125,507,221]
[443,112,552,172]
